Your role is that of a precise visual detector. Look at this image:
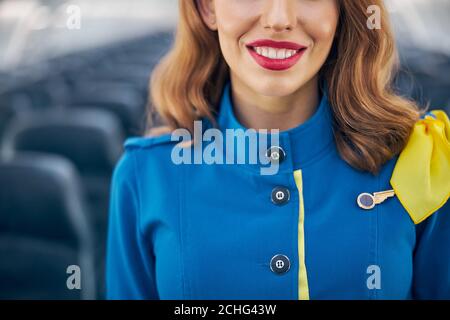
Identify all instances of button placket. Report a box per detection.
[266,143,293,279]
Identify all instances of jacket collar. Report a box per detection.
[216,82,335,173]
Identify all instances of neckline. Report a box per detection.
[216,82,336,173]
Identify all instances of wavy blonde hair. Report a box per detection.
[149,0,424,174]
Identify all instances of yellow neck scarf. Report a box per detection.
[390,110,450,224]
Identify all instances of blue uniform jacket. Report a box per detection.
[106,83,450,300]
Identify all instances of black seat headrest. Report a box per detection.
[0,152,92,248]
[2,108,125,176]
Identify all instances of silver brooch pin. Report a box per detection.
[357,190,395,210]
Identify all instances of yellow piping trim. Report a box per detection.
[294,170,310,300]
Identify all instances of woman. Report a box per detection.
[106,0,450,299]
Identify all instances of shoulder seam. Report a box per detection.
[124,134,176,150]
[131,148,154,245]
[129,151,142,238]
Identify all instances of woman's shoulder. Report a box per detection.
[390,109,450,224]
[123,125,180,150]
[112,131,180,182]
[124,134,175,151]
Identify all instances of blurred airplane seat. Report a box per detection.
[69,82,146,136]
[397,46,450,111]
[1,108,125,298]
[0,152,96,299]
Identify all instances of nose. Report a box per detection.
[261,0,296,32]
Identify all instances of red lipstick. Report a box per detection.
[246,39,307,71]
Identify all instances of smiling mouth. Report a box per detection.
[245,40,307,71]
[247,42,308,71]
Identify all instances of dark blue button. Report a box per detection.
[266,146,286,164]
[270,254,290,274]
[271,187,290,205]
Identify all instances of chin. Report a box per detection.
[249,76,307,98]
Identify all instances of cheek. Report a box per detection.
[301,4,339,46]
[215,0,260,53]
[313,20,337,41]
[215,0,259,23]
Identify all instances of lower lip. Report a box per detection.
[247,47,306,71]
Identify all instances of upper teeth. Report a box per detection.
[254,47,298,59]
